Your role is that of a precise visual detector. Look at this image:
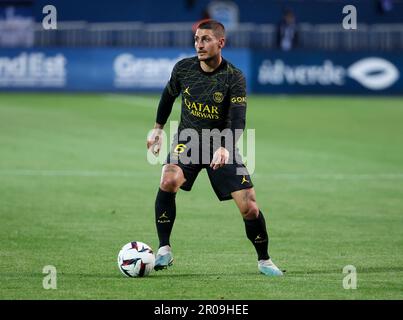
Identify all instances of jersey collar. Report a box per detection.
[198,57,227,76]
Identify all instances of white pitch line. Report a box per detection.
[104,94,157,107]
[0,170,148,177]
[0,170,403,180]
[104,94,181,108]
[262,173,403,180]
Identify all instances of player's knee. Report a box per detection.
[240,201,260,220]
[160,177,180,192]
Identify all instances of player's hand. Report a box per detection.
[147,128,163,156]
[210,147,229,170]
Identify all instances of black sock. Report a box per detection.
[155,188,176,248]
[244,211,270,260]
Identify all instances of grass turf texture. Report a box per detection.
[0,93,402,300]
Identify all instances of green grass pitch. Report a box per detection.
[0,93,402,300]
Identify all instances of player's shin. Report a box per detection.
[155,188,177,248]
[243,211,270,260]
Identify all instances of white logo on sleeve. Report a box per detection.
[347,57,399,90]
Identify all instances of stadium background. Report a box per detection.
[1,0,403,300]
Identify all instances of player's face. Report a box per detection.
[194,29,224,61]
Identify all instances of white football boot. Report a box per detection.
[258,259,284,276]
[154,245,174,271]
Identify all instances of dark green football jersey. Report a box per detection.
[166,56,247,137]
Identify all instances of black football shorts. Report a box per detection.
[165,141,253,201]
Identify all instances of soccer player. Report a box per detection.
[146,20,283,276]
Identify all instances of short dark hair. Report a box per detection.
[196,19,225,38]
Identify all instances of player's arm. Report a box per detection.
[227,70,247,145]
[147,63,181,154]
[211,71,247,170]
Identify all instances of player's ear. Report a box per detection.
[218,37,225,49]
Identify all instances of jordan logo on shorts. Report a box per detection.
[241,175,249,185]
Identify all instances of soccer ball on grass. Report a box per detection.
[117,241,155,277]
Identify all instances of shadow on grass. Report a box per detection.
[60,270,270,279]
[5,265,401,281]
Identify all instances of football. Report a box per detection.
[117,241,155,277]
